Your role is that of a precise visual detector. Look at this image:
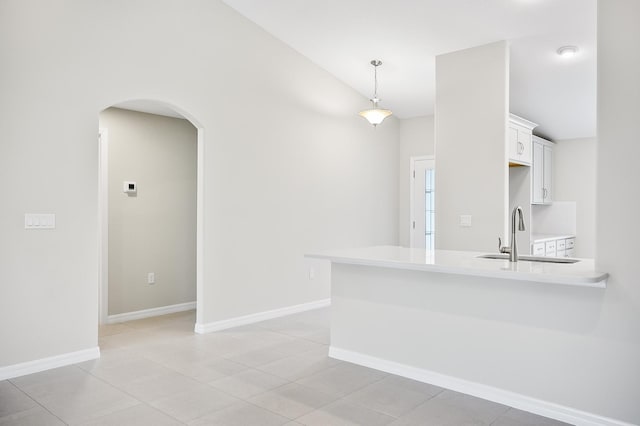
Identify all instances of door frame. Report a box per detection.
[409,155,435,248]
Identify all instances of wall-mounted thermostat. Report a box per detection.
[123,181,137,194]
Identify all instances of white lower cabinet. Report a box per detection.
[532,243,545,256]
[545,240,556,256]
[563,238,576,258]
[532,237,576,258]
[557,239,566,251]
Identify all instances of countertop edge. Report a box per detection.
[305,250,608,289]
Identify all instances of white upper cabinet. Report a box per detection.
[532,135,554,204]
[508,114,537,166]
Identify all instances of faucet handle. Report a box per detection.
[498,237,510,254]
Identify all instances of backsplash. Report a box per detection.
[531,201,576,235]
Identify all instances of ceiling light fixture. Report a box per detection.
[359,59,392,127]
[556,45,579,58]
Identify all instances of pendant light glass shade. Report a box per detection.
[359,105,393,126]
[359,60,392,126]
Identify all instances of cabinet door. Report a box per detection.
[508,124,532,165]
[508,126,519,162]
[517,129,532,164]
[543,145,553,203]
[532,141,544,203]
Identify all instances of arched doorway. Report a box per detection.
[98,99,205,331]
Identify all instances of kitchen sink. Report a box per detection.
[478,254,580,264]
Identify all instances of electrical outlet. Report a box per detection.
[459,215,472,227]
[147,272,155,285]
[309,267,315,280]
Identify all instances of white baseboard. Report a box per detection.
[329,347,633,426]
[0,347,100,381]
[194,298,330,334]
[107,301,196,324]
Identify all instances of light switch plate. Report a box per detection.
[459,215,472,227]
[25,213,56,229]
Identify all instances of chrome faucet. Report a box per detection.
[499,206,526,262]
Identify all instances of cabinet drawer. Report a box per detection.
[556,249,566,258]
[532,243,545,256]
[557,239,566,250]
[565,238,575,249]
[566,248,576,257]
[545,240,556,254]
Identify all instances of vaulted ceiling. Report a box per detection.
[222,0,597,140]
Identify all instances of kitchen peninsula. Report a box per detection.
[306,245,609,424]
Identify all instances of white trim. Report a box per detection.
[509,113,538,130]
[107,301,196,324]
[0,347,100,381]
[329,347,633,426]
[196,128,205,326]
[98,128,109,325]
[194,299,330,334]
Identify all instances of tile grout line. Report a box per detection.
[488,407,517,426]
[8,375,71,425]
[81,360,192,425]
[241,378,338,422]
[285,362,392,420]
[336,382,447,421]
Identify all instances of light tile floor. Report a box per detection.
[0,308,570,425]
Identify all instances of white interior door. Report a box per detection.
[410,157,435,250]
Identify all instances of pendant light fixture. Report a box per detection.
[359,59,392,126]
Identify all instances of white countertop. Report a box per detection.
[306,246,608,288]
[531,234,575,243]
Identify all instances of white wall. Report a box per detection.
[101,108,197,315]
[0,0,399,369]
[398,115,434,247]
[552,137,596,258]
[435,41,509,251]
[594,0,640,421]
